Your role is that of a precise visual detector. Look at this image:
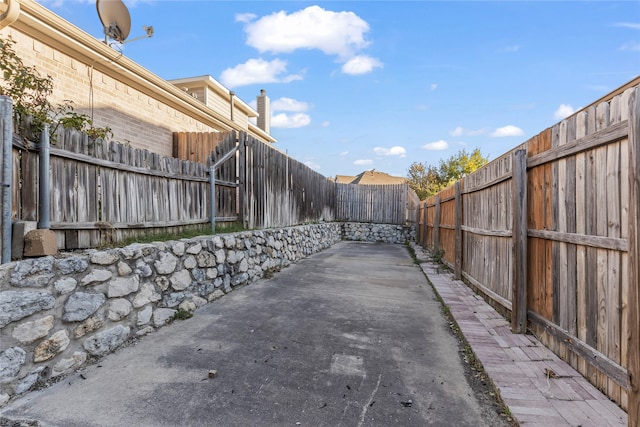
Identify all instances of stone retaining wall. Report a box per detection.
[342,222,416,243]
[0,222,416,404]
[0,223,342,404]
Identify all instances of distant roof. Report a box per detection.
[334,169,407,185]
[334,175,357,184]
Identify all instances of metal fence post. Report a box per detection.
[0,96,13,264]
[38,124,50,229]
[209,165,216,232]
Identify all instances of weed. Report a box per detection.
[263,266,280,279]
[403,241,421,265]
[98,222,246,249]
[430,247,445,264]
[172,309,193,321]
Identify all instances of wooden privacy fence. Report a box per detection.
[9,129,417,250]
[417,83,640,418]
[173,131,230,164]
[240,133,337,229]
[11,129,211,249]
[336,183,419,225]
[176,130,417,229]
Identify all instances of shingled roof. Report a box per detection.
[334,169,407,185]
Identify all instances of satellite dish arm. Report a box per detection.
[123,26,154,44]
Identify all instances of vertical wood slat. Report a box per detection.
[434,195,441,250]
[512,149,527,333]
[565,116,578,338]
[454,181,462,280]
[20,148,37,222]
[11,143,21,222]
[541,129,554,322]
[627,86,639,427]
[595,102,610,393]
[575,110,588,378]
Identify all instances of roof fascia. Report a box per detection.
[168,75,258,118]
[248,122,276,143]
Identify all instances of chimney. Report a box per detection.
[257,89,270,134]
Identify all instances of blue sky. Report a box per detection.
[41,1,639,179]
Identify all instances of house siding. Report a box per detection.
[0,26,258,156]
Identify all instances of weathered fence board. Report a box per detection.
[626,85,639,427]
[173,131,229,164]
[335,183,414,225]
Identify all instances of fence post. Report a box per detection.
[511,149,528,333]
[627,86,640,427]
[0,96,12,264]
[454,181,462,280]
[38,125,50,229]
[434,195,441,250]
[422,201,427,246]
[237,132,247,229]
[209,165,216,232]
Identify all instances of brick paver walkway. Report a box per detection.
[411,243,628,426]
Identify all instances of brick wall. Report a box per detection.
[1,28,225,157]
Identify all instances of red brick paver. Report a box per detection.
[412,244,628,427]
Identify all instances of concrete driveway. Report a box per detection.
[1,241,507,426]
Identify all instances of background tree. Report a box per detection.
[407,148,489,200]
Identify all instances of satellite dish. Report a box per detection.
[96,0,131,44]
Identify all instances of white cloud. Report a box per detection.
[268,98,312,128]
[450,127,464,137]
[449,126,486,137]
[354,159,373,166]
[554,104,575,120]
[340,151,349,157]
[497,45,520,53]
[272,97,309,112]
[321,121,331,128]
[374,146,406,157]
[305,161,321,170]
[619,42,640,51]
[430,83,438,91]
[341,55,383,75]
[235,13,257,24]
[219,58,303,88]
[271,113,311,128]
[490,125,524,137]
[613,22,640,30]
[243,6,370,59]
[422,140,449,151]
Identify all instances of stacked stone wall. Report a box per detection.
[0,224,341,404]
[342,223,416,244]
